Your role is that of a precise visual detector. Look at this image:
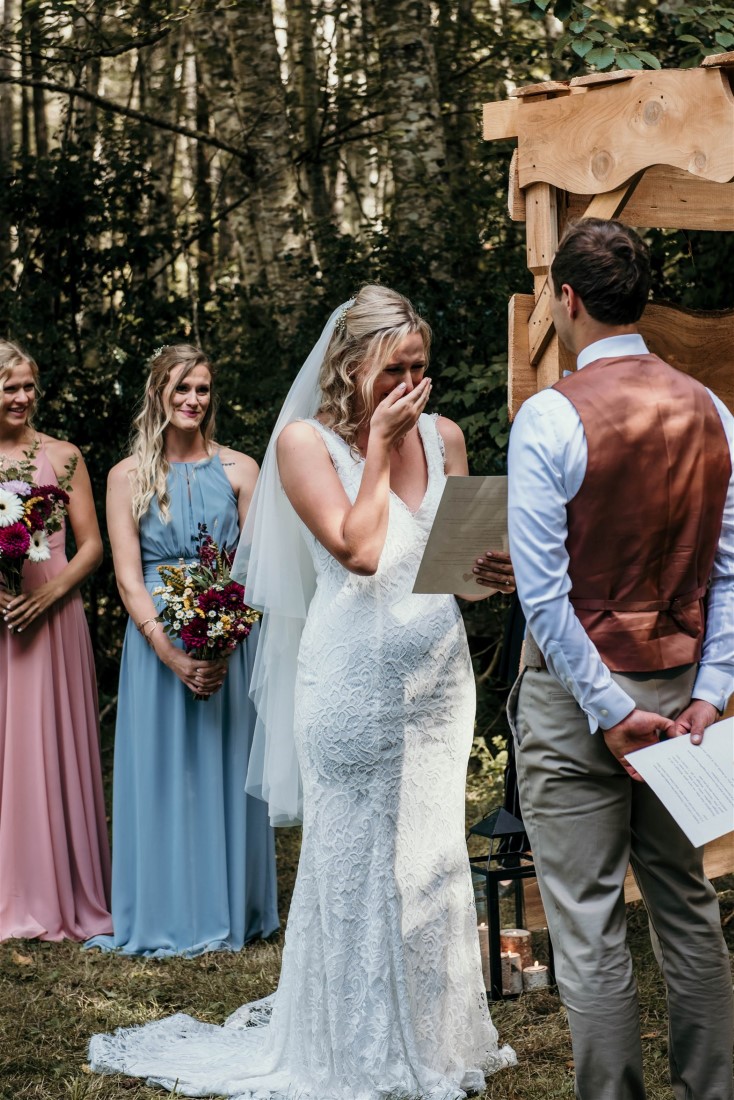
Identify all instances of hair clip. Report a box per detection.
[334,305,351,336]
[150,345,169,364]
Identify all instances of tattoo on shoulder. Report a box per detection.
[221,461,236,467]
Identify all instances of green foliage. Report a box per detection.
[511,0,734,70]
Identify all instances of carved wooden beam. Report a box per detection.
[516,68,734,193]
[566,166,734,231]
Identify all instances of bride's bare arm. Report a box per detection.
[278,378,431,575]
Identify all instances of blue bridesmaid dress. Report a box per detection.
[87,455,278,956]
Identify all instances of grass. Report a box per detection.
[1,768,732,1100]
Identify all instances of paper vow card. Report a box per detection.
[628,718,734,848]
[413,475,508,595]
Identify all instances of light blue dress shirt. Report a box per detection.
[508,334,734,732]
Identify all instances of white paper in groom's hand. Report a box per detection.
[627,718,734,847]
[412,475,508,595]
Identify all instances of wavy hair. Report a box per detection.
[129,344,216,526]
[318,285,431,450]
[0,340,41,428]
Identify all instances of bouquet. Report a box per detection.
[0,441,77,597]
[153,524,260,700]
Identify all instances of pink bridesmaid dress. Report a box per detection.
[0,445,112,941]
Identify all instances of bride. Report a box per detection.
[89,285,516,1099]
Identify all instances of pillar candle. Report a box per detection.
[500,927,533,971]
[477,923,491,989]
[501,950,523,995]
[522,960,550,991]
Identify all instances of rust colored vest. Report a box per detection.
[554,354,731,672]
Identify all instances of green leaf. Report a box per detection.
[554,0,574,19]
[677,34,704,44]
[617,53,644,69]
[572,37,594,57]
[569,19,587,33]
[634,51,662,69]
[585,46,616,69]
[715,31,734,47]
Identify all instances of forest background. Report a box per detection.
[1,0,733,746]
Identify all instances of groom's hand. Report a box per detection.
[602,709,673,782]
[668,699,719,746]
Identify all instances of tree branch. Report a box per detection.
[0,73,253,164]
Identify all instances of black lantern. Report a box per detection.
[468,807,555,1001]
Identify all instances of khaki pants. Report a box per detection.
[510,665,733,1100]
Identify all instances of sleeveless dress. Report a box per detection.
[0,443,112,941]
[89,416,515,1095]
[86,454,278,957]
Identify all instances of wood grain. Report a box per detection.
[517,68,734,193]
[482,99,519,141]
[638,302,734,412]
[508,293,537,420]
[566,166,734,231]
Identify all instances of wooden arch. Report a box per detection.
[482,53,734,419]
[483,57,734,895]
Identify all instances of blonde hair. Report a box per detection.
[318,285,431,449]
[129,344,216,526]
[0,340,41,428]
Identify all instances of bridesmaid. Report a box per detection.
[0,340,112,942]
[87,344,278,956]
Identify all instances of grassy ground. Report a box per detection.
[1,770,732,1100]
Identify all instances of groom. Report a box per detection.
[507,218,734,1099]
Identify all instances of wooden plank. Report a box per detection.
[528,278,554,364]
[638,302,734,412]
[523,833,733,931]
[701,50,734,68]
[527,177,643,366]
[525,182,558,275]
[570,70,637,88]
[508,293,537,420]
[536,331,574,392]
[512,80,570,99]
[483,99,519,141]
[566,167,734,231]
[507,149,525,221]
[517,68,734,193]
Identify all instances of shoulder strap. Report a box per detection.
[421,413,446,474]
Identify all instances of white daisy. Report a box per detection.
[28,529,51,562]
[0,487,24,527]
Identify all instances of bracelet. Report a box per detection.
[138,617,161,644]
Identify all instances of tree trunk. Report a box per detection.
[286,0,333,242]
[372,0,448,241]
[194,53,214,309]
[23,0,47,158]
[225,1,311,332]
[0,0,16,268]
[137,0,184,299]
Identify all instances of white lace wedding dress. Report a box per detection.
[89,414,515,1099]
